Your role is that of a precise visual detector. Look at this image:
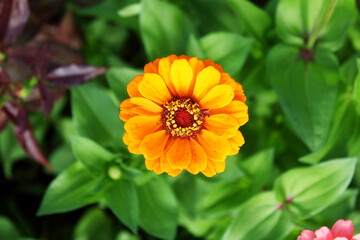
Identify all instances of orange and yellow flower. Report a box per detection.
[119,55,248,177]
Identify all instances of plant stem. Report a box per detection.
[307,0,338,49]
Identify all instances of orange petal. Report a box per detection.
[144,58,160,74]
[186,139,207,174]
[123,133,141,154]
[138,73,171,105]
[124,115,162,142]
[168,169,183,177]
[219,73,236,89]
[145,158,164,174]
[228,131,245,155]
[192,66,220,100]
[203,59,223,72]
[188,57,205,93]
[201,160,225,177]
[211,100,248,126]
[140,130,169,160]
[119,97,162,121]
[166,138,191,169]
[199,84,234,109]
[234,82,246,102]
[127,75,143,98]
[204,114,239,138]
[158,57,176,95]
[196,130,230,161]
[170,59,193,97]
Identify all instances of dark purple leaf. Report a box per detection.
[6,46,37,65]
[38,81,54,116]
[0,0,12,47]
[3,102,26,133]
[0,69,11,84]
[35,42,50,79]
[2,102,49,167]
[2,0,30,45]
[15,126,49,167]
[0,109,9,131]
[46,64,107,87]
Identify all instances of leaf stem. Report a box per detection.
[306,0,338,49]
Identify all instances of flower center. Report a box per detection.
[162,98,206,138]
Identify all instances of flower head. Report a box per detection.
[119,55,248,177]
[297,219,360,240]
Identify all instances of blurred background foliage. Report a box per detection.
[1,0,360,239]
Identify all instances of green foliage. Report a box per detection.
[2,0,360,239]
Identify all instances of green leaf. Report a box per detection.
[71,136,115,178]
[137,176,178,240]
[71,83,123,150]
[50,145,76,173]
[0,216,21,240]
[200,177,252,217]
[240,148,274,189]
[105,180,139,232]
[186,35,205,60]
[227,0,271,40]
[200,32,252,76]
[140,0,196,59]
[37,162,107,216]
[267,44,339,151]
[276,0,356,51]
[354,59,360,108]
[274,158,356,219]
[0,125,25,178]
[312,189,358,226]
[222,192,294,240]
[74,208,114,240]
[173,174,197,218]
[106,67,142,101]
[299,93,360,164]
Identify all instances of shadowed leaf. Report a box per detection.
[0,0,30,45]
[46,64,107,87]
[2,103,49,166]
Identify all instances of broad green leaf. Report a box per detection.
[71,136,115,178]
[227,0,271,40]
[200,32,252,76]
[354,59,360,108]
[0,216,21,240]
[0,125,25,178]
[71,83,123,150]
[340,55,360,86]
[267,44,339,151]
[312,189,357,226]
[300,93,360,164]
[186,35,205,60]
[240,148,274,189]
[137,177,178,240]
[106,67,142,101]
[50,145,76,173]
[74,208,113,240]
[274,158,356,219]
[37,162,107,216]
[173,174,197,218]
[140,0,196,59]
[118,3,141,18]
[276,0,356,51]
[222,192,294,240]
[200,177,252,217]
[105,180,139,232]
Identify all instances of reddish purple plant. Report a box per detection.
[0,0,106,167]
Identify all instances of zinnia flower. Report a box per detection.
[297,219,360,240]
[119,55,248,177]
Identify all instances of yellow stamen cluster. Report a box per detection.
[162,98,205,138]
